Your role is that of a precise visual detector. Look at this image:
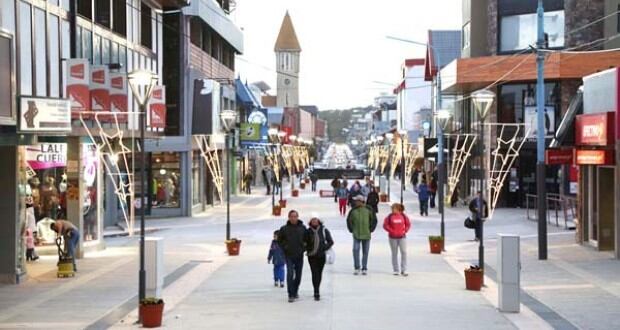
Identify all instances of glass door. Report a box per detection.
[588,167,598,246]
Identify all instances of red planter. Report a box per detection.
[292,189,299,197]
[140,303,164,328]
[379,194,388,203]
[226,240,242,256]
[300,182,306,189]
[279,199,287,208]
[429,238,444,254]
[305,178,310,184]
[273,206,281,216]
[464,269,484,291]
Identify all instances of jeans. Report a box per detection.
[429,192,436,208]
[286,256,304,298]
[311,182,317,192]
[273,264,285,282]
[273,183,280,194]
[245,185,251,194]
[307,255,326,296]
[338,198,348,215]
[389,238,407,272]
[65,229,80,271]
[419,199,429,216]
[266,184,271,195]
[353,239,371,270]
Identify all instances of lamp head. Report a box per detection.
[128,69,158,107]
[277,131,286,138]
[385,133,394,140]
[268,128,278,136]
[290,135,297,142]
[471,89,496,120]
[377,136,384,142]
[219,110,237,132]
[436,109,452,130]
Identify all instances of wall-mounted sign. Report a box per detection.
[545,148,574,165]
[90,65,110,119]
[239,123,261,141]
[110,72,128,122]
[149,86,166,128]
[575,149,615,165]
[66,59,90,118]
[19,97,71,132]
[524,106,556,138]
[617,68,620,140]
[575,112,615,146]
[25,143,67,170]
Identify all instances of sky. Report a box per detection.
[233,0,462,110]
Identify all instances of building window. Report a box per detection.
[152,153,181,208]
[192,152,201,205]
[190,17,202,48]
[18,2,32,95]
[95,0,111,28]
[202,26,212,55]
[617,4,620,33]
[34,8,46,97]
[140,2,152,49]
[112,0,127,36]
[48,14,60,97]
[500,10,564,52]
[78,0,92,19]
[462,21,471,49]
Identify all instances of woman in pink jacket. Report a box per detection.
[383,203,411,276]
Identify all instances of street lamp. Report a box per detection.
[277,131,286,202]
[268,129,279,210]
[385,133,394,201]
[398,130,407,205]
[220,109,237,241]
[471,89,495,272]
[436,109,452,243]
[127,69,158,307]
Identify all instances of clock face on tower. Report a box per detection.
[284,78,291,86]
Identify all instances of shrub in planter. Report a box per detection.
[272,205,282,216]
[379,193,388,203]
[140,297,164,328]
[279,199,287,208]
[225,238,242,256]
[464,265,483,291]
[304,178,310,184]
[292,189,299,197]
[300,182,306,189]
[428,236,444,254]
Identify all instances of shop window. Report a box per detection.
[140,2,153,50]
[95,0,111,28]
[202,26,212,55]
[78,0,92,19]
[82,29,93,62]
[19,2,32,95]
[112,0,127,36]
[192,152,201,205]
[152,153,181,208]
[34,8,46,96]
[102,38,111,64]
[82,144,99,242]
[499,10,564,52]
[93,34,102,64]
[190,17,202,48]
[48,15,60,97]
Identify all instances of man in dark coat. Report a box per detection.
[277,210,307,302]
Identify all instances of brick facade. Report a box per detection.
[487,0,499,55]
[565,0,605,50]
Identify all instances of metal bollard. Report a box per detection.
[145,237,164,298]
[498,234,520,313]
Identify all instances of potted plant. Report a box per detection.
[304,177,310,184]
[140,297,164,328]
[379,193,388,203]
[464,265,483,291]
[428,236,444,254]
[292,189,299,197]
[272,205,282,216]
[300,182,306,189]
[225,238,242,256]
[279,199,287,208]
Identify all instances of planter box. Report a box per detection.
[428,238,444,254]
[379,194,388,203]
[226,240,242,256]
[300,182,306,189]
[304,178,310,184]
[464,269,483,291]
[140,303,164,328]
[279,199,287,208]
[292,189,299,197]
[272,206,281,216]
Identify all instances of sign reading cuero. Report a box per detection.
[575,112,615,146]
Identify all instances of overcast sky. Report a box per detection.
[234,0,462,110]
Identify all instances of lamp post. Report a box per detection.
[277,131,286,202]
[289,135,297,194]
[377,136,384,186]
[385,133,394,201]
[436,109,452,241]
[220,109,237,241]
[471,89,496,272]
[268,128,278,210]
[536,0,548,260]
[128,69,158,306]
[398,130,407,205]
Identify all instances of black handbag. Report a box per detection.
[464,217,476,229]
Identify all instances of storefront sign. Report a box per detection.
[576,112,615,146]
[66,59,90,118]
[545,148,573,165]
[109,72,128,122]
[90,65,110,119]
[617,67,620,140]
[25,143,67,170]
[575,149,615,165]
[149,86,166,128]
[524,106,556,138]
[240,123,261,141]
[19,97,71,132]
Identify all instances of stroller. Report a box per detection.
[56,236,75,278]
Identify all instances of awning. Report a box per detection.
[235,79,260,109]
[267,107,284,125]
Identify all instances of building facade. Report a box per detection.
[394,59,432,142]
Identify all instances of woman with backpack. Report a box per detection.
[383,203,411,276]
[305,217,334,301]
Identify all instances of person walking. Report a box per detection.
[417,179,430,216]
[268,230,286,288]
[383,203,411,276]
[310,171,319,192]
[262,166,272,195]
[336,183,349,216]
[331,176,341,203]
[243,171,253,195]
[277,210,307,302]
[429,170,438,209]
[468,191,488,241]
[366,186,380,214]
[347,195,378,275]
[305,217,334,301]
[50,220,80,271]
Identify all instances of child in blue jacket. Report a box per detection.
[268,230,286,287]
[417,179,430,216]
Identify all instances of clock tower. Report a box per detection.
[274,11,301,108]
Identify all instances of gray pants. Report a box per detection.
[389,238,407,272]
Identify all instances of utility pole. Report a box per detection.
[536,0,548,260]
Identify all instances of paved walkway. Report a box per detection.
[1,179,619,329]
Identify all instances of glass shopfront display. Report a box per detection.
[152,152,181,208]
[192,151,201,206]
[82,144,99,242]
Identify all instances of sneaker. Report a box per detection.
[288,297,295,303]
[401,272,409,277]
[280,282,285,288]
[294,295,300,300]
[314,295,320,301]
[393,271,400,276]
[274,282,279,287]
[354,269,360,275]
[362,270,367,276]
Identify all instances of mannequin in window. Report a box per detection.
[29,177,42,221]
[40,175,59,219]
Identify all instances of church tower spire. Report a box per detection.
[275,11,301,108]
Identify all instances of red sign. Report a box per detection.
[617,68,620,140]
[545,148,574,165]
[90,65,110,119]
[149,86,166,128]
[575,149,615,165]
[66,59,90,118]
[281,126,293,144]
[575,112,615,146]
[109,72,128,123]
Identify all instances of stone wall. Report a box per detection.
[487,0,498,55]
[565,0,605,49]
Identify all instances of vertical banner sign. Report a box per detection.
[149,86,166,128]
[90,65,111,119]
[66,59,90,119]
[109,72,128,123]
[616,67,620,140]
